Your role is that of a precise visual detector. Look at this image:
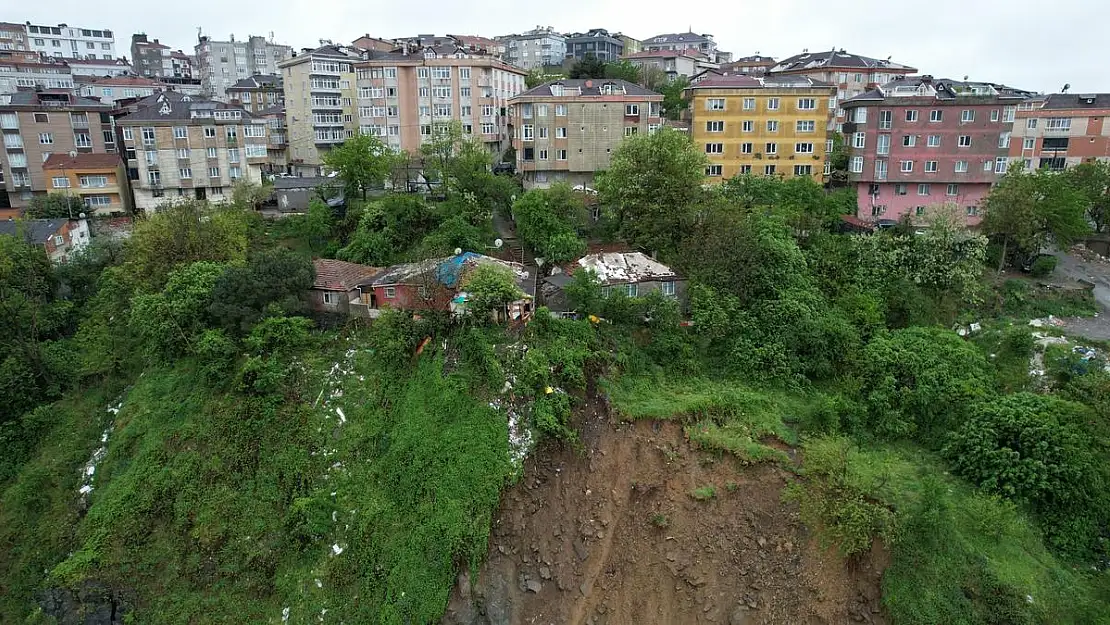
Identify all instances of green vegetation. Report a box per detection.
[690,485,717,501]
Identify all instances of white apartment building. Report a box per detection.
[499,27,566,70]
[25,23,116,60]
[196,34,292,100]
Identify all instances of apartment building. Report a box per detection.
[0,90,114,210]
[620,34,642,56]
[842,76,1030,225]
[499,27,566,70]
[79,76,164,106]
[64,57,131,78]
[281,44,360,175]
[26,23,116,60]
[43,152,130,216]
[226,75,283,113]
[0,23,28,52]
[687,75,835,183]
[1008,93,1110,171]
[0,56,74,94]
[643,32,730,64]
[770,49,917,131]
[353,43,527,158]
[720,55,777,76]
[116,91,269,212]
[565,29,624,62]
[195,34,292,100]
[622,50,715,80]
[508,79,663,188]
[257,105,287,172]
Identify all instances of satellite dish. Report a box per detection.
[69,150,77,157]
[78,212,86,219]
[494,238,503,248]
[454,247,463,256]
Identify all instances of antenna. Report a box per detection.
[454,247,463,256]
[494,238,503,248]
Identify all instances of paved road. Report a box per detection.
[1050,249,1110,341]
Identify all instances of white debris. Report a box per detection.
[78,398,121,500]
[282,607,290,622]
[335,407,346,424]
[332,511,337,522]
[1029,315,1066,328]
[331,543,344,556]
[315,578,323,588]
[79,485,93,495]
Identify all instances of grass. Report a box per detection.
[690,485,716,501]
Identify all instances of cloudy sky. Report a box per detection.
[23,0,1107,93]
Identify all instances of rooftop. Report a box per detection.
[514,78,661,99]
[576,252,677,285]
[0,218,69,245]
[770,49,916,74]
[842,75,1034,104]
[312,259,382,291]
[689,74,833,90]
[42,153,123,170]
[227,74,282,90]
[1,91,109,109]
[85,75,164,86]
[117,90,254,122]
[373,253,534,297]
[644,32,713,45]
[1040,93,1110,110]
[622,49,704,60]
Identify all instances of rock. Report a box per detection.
[573,538,590,561]
[729,606,752,625]
[539,566,552,580]
[525,579,542,593]
[756,537,767,548]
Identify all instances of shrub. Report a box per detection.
[1030,255,1058,278]
[691,485,716,501]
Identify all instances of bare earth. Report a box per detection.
[443,404,888,625]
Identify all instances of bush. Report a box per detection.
[691,485,716,501]
[1030,254,1058,278]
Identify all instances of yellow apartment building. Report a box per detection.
[687,75,836,182]
[43,153,130,216]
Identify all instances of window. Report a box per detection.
[900,160,914,173]
[74,133,92,148]
[384,286,396,299]
[995,157,1008,173]
[966,205,979,217]
[852,132,865,149]
[796,97,817,111]
[984,160,994,172]
[179,167,192,179]
[79,175,108,188]
[918,183,931,196]
[624,126,637,137]
[958,135,971,147]
[895,184,907,195]
[176,148,189,159]
[230,166,241,179]
[83,195,112,208]
[955,160,968,173]
[767,98,780,111]
[141,126,156,146]
[555,104,567,117]
[228,148,240,163]
[764,165,776,176]
[1003,107,1016,122]
[145,150,156,165]
[706,164,723,176]
[556,127,567,138]
[34,113,48,123]
[204,127,216,138]
[1022,137,1035,150]
[740,165,752,174]
[793,165,813,176]
[874,159,887,180]
[39,132,53,144]
[990,109,1000,122]
[51,176,70,188]
[625,104,639,116]
[849,156,864,173]
[905,109,918,122]
[122,127,133,141]
[901,135,916,147]
[538,149,548,160]
[766,120,778,132]
[796,120,815,133]
[742,120,753,132]
[961,109,974,123]
[705,143,723,154]
[877,134,890,155]
[998,132,1011,149]
[947,183,959,196]
[208,167,220,178]
[556,149,567,160]
[915,206,926,217]
[661,281,676,297]
[1045,117,1071,132]
[795,142,814,154]
[458,68,469,80]
[1027,118,1038,129]
[624,283,638,298]
[929,110,942,122]
[522,125,534,141]
[742,97,756,111]
[706,120,724,132]
[765,142,778,155]
[706,98,725,111]
[174,126,188,139]
[322,292,338,305]
[879,110,892,129]
[481,123,495,135]
[852,107,868,123]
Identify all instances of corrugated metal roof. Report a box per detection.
[576,252,677,285]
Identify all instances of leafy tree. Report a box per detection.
[981,166,1089,271]
[639,65,667,91]
[24,193,85,219]
[230,181,272,211]
[420,120,518,220]
[563,268,602,314]
[1064,160,1110,233]
[461,264,522,319]
[525,69,565,89]
[719,173,845,233]
[596,127,707,255]
[512,184,588,264]
[568,53,605,79]
[207,248,315,335]
[603,60,640,83]
[825,134,851,188]
[323,133,398,200]
[129,261,226,359]
[657,77,690,120]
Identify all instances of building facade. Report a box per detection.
[257,105,287,171]
[842,76,1028,225]
[0,57,74,94]
[195,34,292,99]
[565,29,624,62]
[643,32,726,63]
[0,91,113,210]
[721,55,777,76]
[131,34,168,77]
[354,43,527,158]
[0,23,28,52]
[63,57,131,78]
[281,44,360,175]
[500,27,566,70]
[116,91,269,212]
[1008,94,1110,171]
[79,76,164,106]
[0,217,90,262]
[508,79,663,188]
[770,49,917,131]
[687,75,836,183]
[26,23,116,61]
[622,50,713,80]
[226,75,284,113]
[43,152,130,216]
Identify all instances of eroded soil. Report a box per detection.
[443,405,888,625]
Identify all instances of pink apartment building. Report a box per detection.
[841,76,1031,225]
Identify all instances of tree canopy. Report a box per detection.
[981,165,1089,270]
[1064,160,1110,234]
[511,184,588,264]
[568,53,606,79]
[323,133,398,199]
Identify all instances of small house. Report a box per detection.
[0,217,90,263]
[310,259,382,317]
[542,251,685,314]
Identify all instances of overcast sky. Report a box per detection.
[23,0,1108,93]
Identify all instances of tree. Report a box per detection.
[595,127,707,255]
[639,65,667,91]
[230,181,273,210]
[323,133,398,200]
[603,60,640,83]
[24,193,85,219]
[207,248,315,335]
[1065,160,1110,233]
[525,68,565,89]
[129,261,226,359]
[568,53,605,79]
[563,268,602,314]
[461,264,522,320]
[512,184,588,264]
[825,134,851,188]
[657,77,691,120]
[981,166,1089,271]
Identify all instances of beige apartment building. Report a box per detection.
[116,91,269,212]
[280,44,360,176]
[508,79,663,188]
[0,90,113,212]
[354,42,527,157]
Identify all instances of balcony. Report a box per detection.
[226,136,238,145]
[71,118,90,129]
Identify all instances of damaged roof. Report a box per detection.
[372,252,535,297]
[576,252,677,285]
[312,259,382,291]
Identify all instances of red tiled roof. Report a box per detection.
[312,259,382,291]
[43,153,123,170]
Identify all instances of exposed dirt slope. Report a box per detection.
[444,407,888,625]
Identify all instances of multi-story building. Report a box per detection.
[622,50,715,80]
[1008,93,1110,171]
[499,27,566,70]
[687,74,836,183]
[116,91,270,211]
[64,57,131,78]
[25,23,116,61]
[769,49,917,131]
[0,23,28,52]
[508,79,663,188]
[0,56,74,94]
[565,29,624,62]
[195,34,291,99]
[721,55,777,76]
[0,90,113,210]
[643,32,730,64]
[170,51,194,79]
[226,75,283,113]
[351,35,397,53]
[619,34,642,56]
[78,76,165,106]
[842,76,1030,225]
[0,217,90,262]
[281,44,360,176]
[256,105,287,172]
[354,42,527,158]
[131,34,169,78]
[42,152,130,216]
